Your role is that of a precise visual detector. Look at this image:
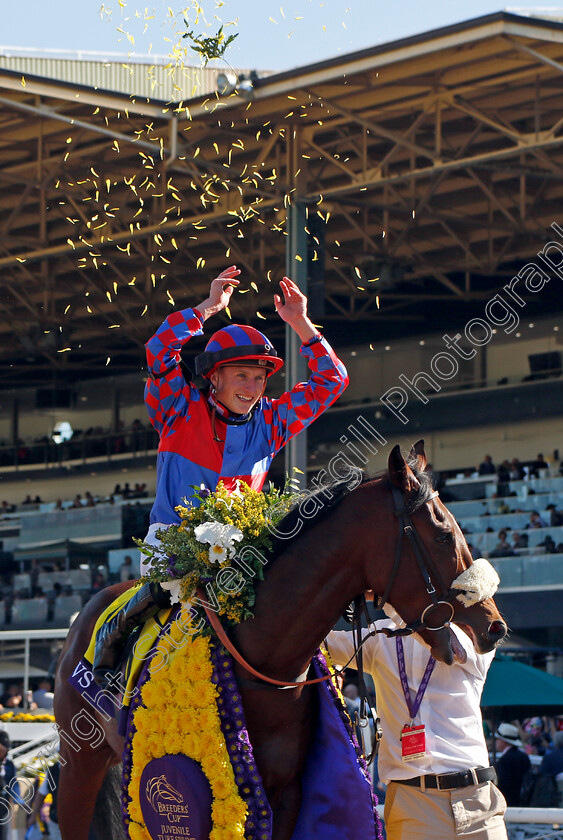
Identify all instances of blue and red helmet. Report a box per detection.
[194,324,284,379]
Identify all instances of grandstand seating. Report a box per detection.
[446,473,563,591]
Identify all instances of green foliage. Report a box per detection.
[136,480,299,632]
[182,23,238,65]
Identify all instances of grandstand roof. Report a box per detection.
[1,11,563,388]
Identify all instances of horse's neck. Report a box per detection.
[233,497,368,680]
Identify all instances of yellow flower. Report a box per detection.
[129,823,149,840]
[127,622,246,839]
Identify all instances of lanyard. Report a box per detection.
[396,637,435,722]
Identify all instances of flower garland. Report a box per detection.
[0,712,55,723]
[136,480,298,632]
[124,607,248,840]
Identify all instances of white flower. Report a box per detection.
[194,521,243,565]
[208,544,229,565]
[160,579,182,605]
[231,479,245,498]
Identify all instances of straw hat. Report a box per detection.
[495,723,522,747]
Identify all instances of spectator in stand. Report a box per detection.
[90,572,107,596]
[46,582,62,623]
[539,730,563,777]
[0,501,15,516]
[512,532,529,550]
[495,723,531,806]
[21,494,33,505]
[546,504,563,527]
[71,494,83,509]
[490,530,515,558]
[54,499,63,511]
[119,555,136,583]
[496,460,511,497]
[130,418,145,451]
[0,684,23,709]
[84,492,96,507]
[532,453,549,474]
[526,510,548,529]
[509,458,525,480]
[539,535,557,554]
[479,454,496,475]
[113,483,122,496]
[33,678,54,710]
[122,482,132,499]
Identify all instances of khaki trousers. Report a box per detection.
[384,780,508,840]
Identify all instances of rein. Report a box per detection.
[198,590,333,687]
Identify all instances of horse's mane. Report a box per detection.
[267,453,434,561]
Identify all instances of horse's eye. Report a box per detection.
[436,532,453,544]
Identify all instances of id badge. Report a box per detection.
[401,724,426,761]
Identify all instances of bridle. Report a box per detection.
[198,479,467,689]
[373,486,457,637]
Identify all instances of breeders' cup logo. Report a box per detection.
[146,775,184,812]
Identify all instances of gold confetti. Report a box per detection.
[376,296,380,308]
[21,76,26,88]
[256,311,266,319]
[64,305,71,314]
[141,305,148,316]
[250,282,258,292]
[106,357,111,366]
[109,324,120,329]
[354,266,362,279]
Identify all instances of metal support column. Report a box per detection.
[284,199,309,484]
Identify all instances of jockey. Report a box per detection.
[92,266,349,690]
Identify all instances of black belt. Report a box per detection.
[396,766,497,791]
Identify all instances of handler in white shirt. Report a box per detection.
[327,618,507,840]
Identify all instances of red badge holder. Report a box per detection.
[401,724,426,761]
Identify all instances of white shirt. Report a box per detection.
[327,621,494,784]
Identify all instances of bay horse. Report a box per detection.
[54,441,507,840]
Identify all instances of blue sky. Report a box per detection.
[0,1,558,71]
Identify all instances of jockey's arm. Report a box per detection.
[144,268,240,433]
[265,277,349,448]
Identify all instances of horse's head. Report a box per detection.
[368,440,507,665]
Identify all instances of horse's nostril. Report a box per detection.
[489,620,506,638]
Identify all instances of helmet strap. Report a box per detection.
[211,403,224,443]
[209,380,224,443]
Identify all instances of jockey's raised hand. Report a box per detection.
[197,266,241,320]
[274,277,317,343]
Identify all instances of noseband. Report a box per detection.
[374,486,456,636]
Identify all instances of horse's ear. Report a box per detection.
[388,444,420,492]
[409,439,427,472]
